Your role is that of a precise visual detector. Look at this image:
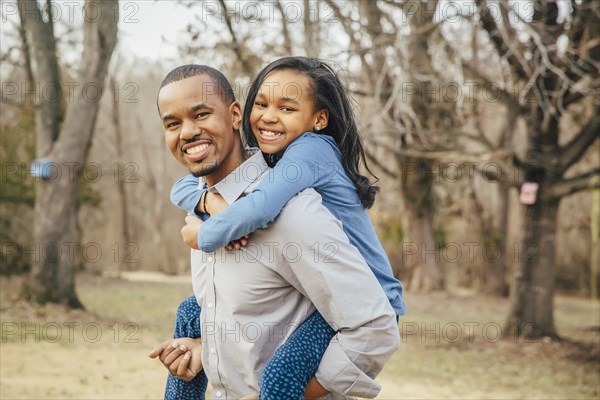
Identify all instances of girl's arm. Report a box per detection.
[170,174,205,215]
[198,135,335,253]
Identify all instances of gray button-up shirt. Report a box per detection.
[191,151,399,399]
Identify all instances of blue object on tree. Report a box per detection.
[30,158,54,180]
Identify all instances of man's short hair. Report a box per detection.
[160,64,235,104]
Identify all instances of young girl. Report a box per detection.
[172,57,405,399]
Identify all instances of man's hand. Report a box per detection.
[149,338,203,381]
[181,215,202,250]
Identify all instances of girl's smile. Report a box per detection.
[249,69,327,156]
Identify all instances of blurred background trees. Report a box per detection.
[1,0,598,339]
[3,0,118,306]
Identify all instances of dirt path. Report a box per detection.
[1,273,598,399]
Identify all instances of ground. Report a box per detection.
[0,272,598,399]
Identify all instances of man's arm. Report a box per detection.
[274,190,400,398]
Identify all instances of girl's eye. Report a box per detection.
[281,106,295,112]
[254,101,267,108]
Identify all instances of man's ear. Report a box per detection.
[315,109,329,130]
[230,101,242,130]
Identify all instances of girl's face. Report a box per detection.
[249,69,328,156]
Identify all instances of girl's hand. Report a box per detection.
[205,192,228,215]
[226,234,251,250]
[181,216,202,250]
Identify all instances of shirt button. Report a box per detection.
[216,391,222,398]
[210,348,215,354]
[207,256,213,262]
[208,302,213,309]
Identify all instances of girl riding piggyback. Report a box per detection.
[172,56,405,399]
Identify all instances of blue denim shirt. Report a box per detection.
[171,132,406,315]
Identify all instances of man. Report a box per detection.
[150,65,399,399]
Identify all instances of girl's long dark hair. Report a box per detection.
[242,56,379,208]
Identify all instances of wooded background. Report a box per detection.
[1,0,599,341]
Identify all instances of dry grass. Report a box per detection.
[1,272,598,399]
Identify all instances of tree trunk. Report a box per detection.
[26,0,118,306]
[399,157,444,291]
[303,0,320,57]
[30,167,82,306]
[110,77,132,272]
[17,0,62,156]
[405,207,444,292]
[505,191,559,339]
[482,108,518,297]
[483,185,509,296]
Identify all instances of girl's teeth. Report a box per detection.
[262,130,281,137]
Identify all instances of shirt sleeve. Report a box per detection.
[198,136,336,253]
[273,190,400,398]
[170,174,204,216]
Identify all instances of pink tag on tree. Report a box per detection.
[520,182,539,205]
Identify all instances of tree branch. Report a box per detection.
[323,0,374,87]
[559,112,600,173]
[460,57,526,111]
[18,0,62,156]
[548,169,600,199]
[275,1,292,55]
[364,147,398,179]
[217,0,255,77]
[475,0,529,81]
[52,0,118,166]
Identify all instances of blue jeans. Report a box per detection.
[164,296,208,400]
[164,296,335,400]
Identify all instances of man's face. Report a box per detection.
[158,74,242,184]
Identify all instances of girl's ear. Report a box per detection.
[230,101,242,130]
[314,109,329,131]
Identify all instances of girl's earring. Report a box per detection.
[315,125,321,131]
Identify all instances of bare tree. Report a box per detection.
[325,0,446,291]
[18,0,118,306]
[318,0,598,337]
[473,0,600,339]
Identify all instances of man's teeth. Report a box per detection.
[261,129,282,137]
[186,144,209,154]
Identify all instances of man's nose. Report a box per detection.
[180,120,200,140]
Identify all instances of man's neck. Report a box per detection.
[203,146,249,187]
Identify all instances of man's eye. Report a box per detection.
[196,112,210,119]
[166,121,179,129]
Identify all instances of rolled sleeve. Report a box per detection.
[275,190,400,397]
[315,312,400,397]
[316,344,381,397]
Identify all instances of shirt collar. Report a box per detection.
[200,149,268,205]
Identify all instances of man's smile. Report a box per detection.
[182,141,213,161]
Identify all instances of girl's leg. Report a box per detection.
[164,296,209,400]
[259,310,336,400]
